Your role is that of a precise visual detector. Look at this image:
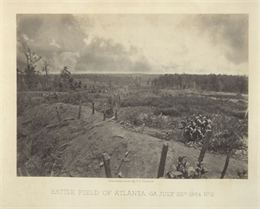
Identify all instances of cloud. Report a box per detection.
[194,15,248,65]
[17,14,87,72]
[83,34,95,45]
[76,36,151,73]
[50,39,61,48]
[51,52,80,72]
[17,14,248,75]
[17,14,86,57]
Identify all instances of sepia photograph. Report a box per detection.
[17,14,249,179]
[1,1,259,208]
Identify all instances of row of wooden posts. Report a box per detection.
[54,101,230,179]
[55,100,118,124]
[101,130,228,179]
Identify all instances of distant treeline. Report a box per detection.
[151,74,248,94]
[72,74,157,87]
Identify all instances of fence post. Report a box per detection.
[140,123,145,134]
[115,103,118,121]
[92,101,95,114]
[78,100,82,119]
[157,143,168,178]
[28,96,32,105]
[55,106,62,124]
[220,149,233,179]
[103,103,107,121]
[198,130,212,163]
[102,153,112,178]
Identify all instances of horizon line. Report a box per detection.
[47,72,248,76]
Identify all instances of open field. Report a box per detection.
[17,73,248,179]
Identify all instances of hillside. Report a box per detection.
[17,102,247,179]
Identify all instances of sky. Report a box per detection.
[17,14,248,75]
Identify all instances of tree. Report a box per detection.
[60,66,71,81]
[42,60,49,77]
[24,48,41,89]
[60,66,77,91]
[42,60,50,90]
[236,76,247,94]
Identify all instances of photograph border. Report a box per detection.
[1,1,259,209]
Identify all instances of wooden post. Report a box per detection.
[198,130,212,163]
[118,95,121,109]
[78,100,82,119]
[55,106,62,124]
[140,123,145,134]
[28,96,32,105]
[115,103,118,121]
[220,149,233,179]
[92,101,95,114]
[157,143,168,178]
[102,153,112,178]
[103,103,107,121]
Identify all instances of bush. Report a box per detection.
[166,156,207,179]
[124,111,143,126]
[235,168,247,179]
[153,107,181,117]
[180,115,212,142]
[209,115,248,153]
[121,93,246,119]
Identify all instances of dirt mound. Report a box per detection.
[17,102,247,178]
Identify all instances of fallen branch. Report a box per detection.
[62,118,75,122]
[58,142,72,150]
[87,116,115,130]
[45,122,69,129]
[116,151,130,175]
[162,122,173,129]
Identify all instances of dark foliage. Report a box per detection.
[152,74,248,94]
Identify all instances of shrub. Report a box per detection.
[166,156,207,179]
[209,115,247,153]
[235,168,247,179]
[180,115,212,142]
[153,107,181,117]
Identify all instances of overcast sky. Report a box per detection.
[17,14,248,75]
